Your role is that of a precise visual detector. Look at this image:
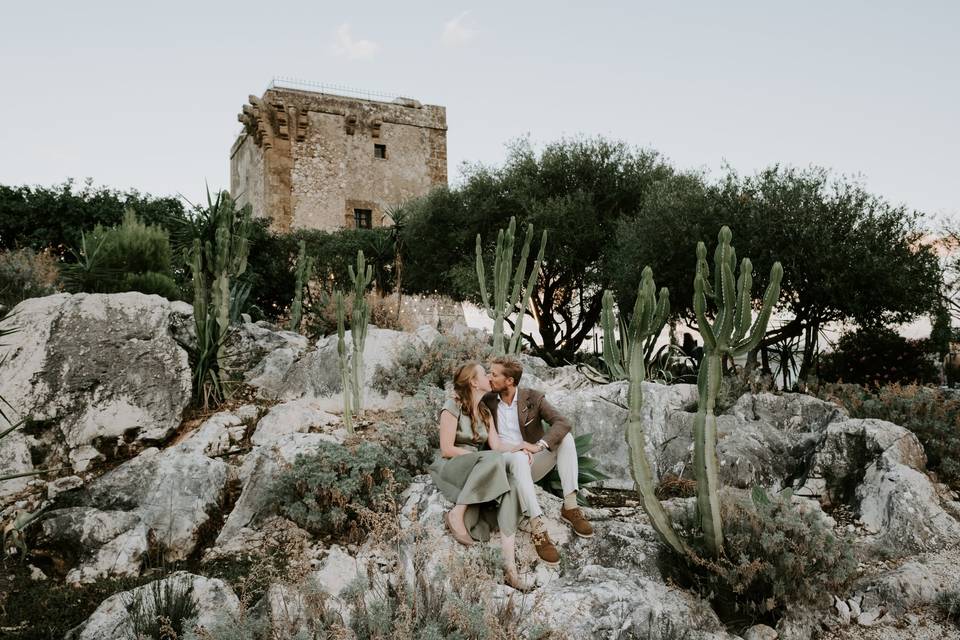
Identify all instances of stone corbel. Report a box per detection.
[345,114,357,135]
[370,118,382,139]
[237,95,276,149]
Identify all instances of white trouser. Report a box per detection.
[503,432,579,519]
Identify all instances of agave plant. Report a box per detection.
[535,432,610,505]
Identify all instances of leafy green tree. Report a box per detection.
[0,179,185,255]
[62,210,180,299]
[402,137,674,362]
[611,166,942,381]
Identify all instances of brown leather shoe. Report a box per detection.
[532,530,560,566]
[560,506,594,538]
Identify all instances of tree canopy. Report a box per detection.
[401,137,675,362]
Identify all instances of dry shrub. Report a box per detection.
[306,291,401,338]
[0,247,59,310]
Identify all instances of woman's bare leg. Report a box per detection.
[449,503,469,536]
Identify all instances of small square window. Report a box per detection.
[374,144,387,159]
[354,209,373,229]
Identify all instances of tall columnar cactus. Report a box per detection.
[186,192,251,407]
[692,226,783,557]
[348,250,373,416]
[475,217,547,355]
[288,240,314,333]
[335,291,353,434]
[600,266,670,380]
[623,276,688,557]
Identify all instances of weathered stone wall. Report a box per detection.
[230,88,447,232]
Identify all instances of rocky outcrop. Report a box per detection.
[65,572,239,640]
[244,325,417,411]
[802,419,960,554]
[216,432,343,546]
[39,447,231,582]
[0,293,192,472]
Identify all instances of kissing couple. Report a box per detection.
[429,356,593,591]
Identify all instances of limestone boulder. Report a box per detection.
[802,419,960,554]
[216,433,343,546]
[251,399,338,446]
[545,381,697,489]
[661,392,847,492]
[390,475,733,640]
[0,293,192,471]
[37,508,149,584]
[244,325,417,411]
[229,320,309,374]
[40,446,231,581]
[65,572,240,640]
[0,427,34,500]
[173,406,256,457]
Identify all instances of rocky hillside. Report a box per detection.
[1,293,959,639]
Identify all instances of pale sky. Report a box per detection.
[1,1,957,224]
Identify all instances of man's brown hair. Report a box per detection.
[490,356,523,386]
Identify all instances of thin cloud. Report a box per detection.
[331,24,380,60]
[442,12,478,47]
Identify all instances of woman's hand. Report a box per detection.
[512,442,541,454]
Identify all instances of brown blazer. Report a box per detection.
[482,388,572,450]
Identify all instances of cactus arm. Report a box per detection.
[733,261,783,354]
[508,223,533,316]
[732,258,753,345]
[693,274,717,351]
[508,229,547,354]
[626,337,689,557]
[600,290,627,380]
[694,352,724,556]
[336,292,353,434]
[695,242,715,299]
[475,234,493,316]
[717,251,737,344]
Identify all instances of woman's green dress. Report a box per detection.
[429,398,522,541]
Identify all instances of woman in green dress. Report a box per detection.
[429,360,534,591]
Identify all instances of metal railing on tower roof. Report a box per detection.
[267,77,407,104]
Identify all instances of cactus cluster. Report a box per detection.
[692,226,782,556]
[187,192,252,407]
[624,226,783,560]
[600,266,670,381]
[288,239,315,333]
[475,217,547,355]
[334,250,374,433]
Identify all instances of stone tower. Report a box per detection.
[230,80,447,232]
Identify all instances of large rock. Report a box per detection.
[216,433,342,546]
[38,507,149,584]
[173,406,257,457]
[389,475,732,640]
[0,427,34,500]
[0,293,192,471]
[659,392,846,491]
[229,320,309,374]
[251,399,338,446]
[66,572,240,640]
[546,381,698,489]
[245,325,417,411]
[40,447,230,581]
[803,419,960,553]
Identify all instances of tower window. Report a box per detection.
[374,144,387,159]
[354,209,373,229]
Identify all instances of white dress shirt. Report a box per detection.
[496,393,524,445]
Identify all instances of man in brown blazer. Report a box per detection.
[483,356,593,566]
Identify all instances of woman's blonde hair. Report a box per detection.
[452,360,492,443]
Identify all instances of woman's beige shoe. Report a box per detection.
[504,568,535,592]
[444,510,475,547]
